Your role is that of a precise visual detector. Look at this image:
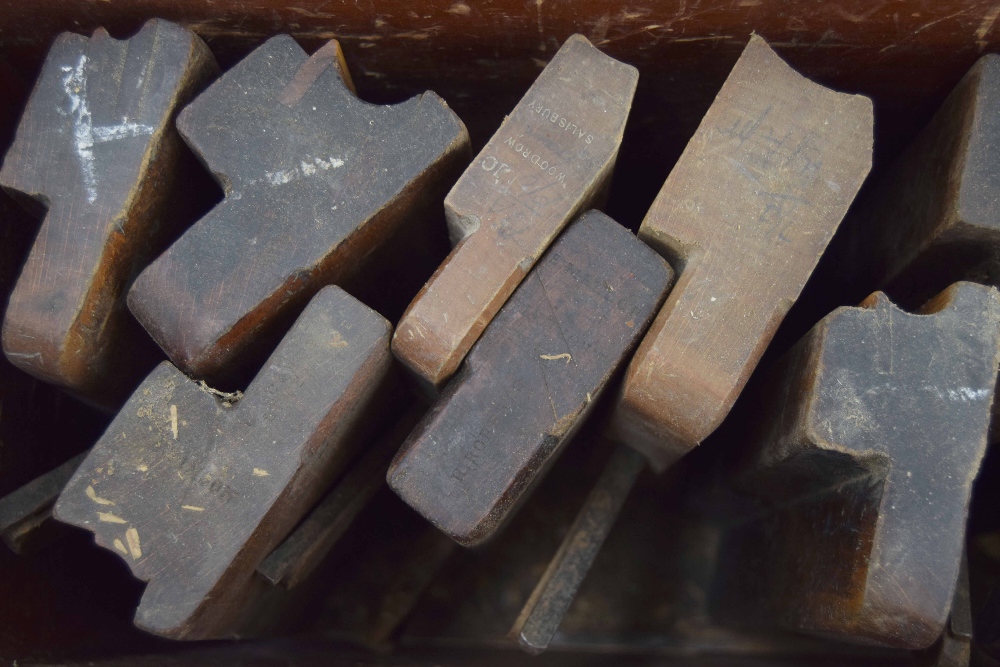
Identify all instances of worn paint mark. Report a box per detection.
[597,24,665,46]
[948,387,990,401]
[620,9,651,20]
[911,10,969,36]
[86,485,114,505]
[977,5,1000,49]
[540,353,572,363]
[182,505,206,511]
[833,2,889,24]
[287,6,336,18]
[253,468,270,477]
[591,13,611,43]
[265,155,344,186]
[170,404,178,440]
[97,512,127,524]
[60,55,155,203]
[330,331,349,348]
[919,384,991,402]
[125,527,142,559]
[113,538,129,556]
[670,35,733,43]
[6,351,43,361]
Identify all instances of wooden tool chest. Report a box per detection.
[1,2,999,665]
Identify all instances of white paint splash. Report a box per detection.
[921,385,991,402]
[60,56,155,203]
[92,123,155,142]
[264,156,345,187]
[947,387,990,402]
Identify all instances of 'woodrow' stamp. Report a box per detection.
[392,35,639,393]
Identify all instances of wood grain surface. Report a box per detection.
[0,20,217,408]
[388,210,672,546]
[53,286,392,640]
[611,35,874,469]
[713,282,1000,649]
[127,34,468,383]
[392,35,638,392]
[0,1,994,215]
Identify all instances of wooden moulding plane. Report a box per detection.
[387,210,673,546]
[511,34,874,653]
[127,33,469,385]
[0,401,424,637]
[53,286,393,640]
[845,52,1000,308]
[42,32,478,640]
[712,282,1000,651]
[0,20,217,408]
[703,53,1000,652]
[391,34,639,394]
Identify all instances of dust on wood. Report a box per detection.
[53,287,392,640]
[392,34,638,392]
[0,19,217,408]
[713,282,1000,649]
[611,35,873,470]
[127,34,469,385]
[388,211,672,546]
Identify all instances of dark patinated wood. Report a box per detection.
[611,34,874,469]
[0,404,415,589]
[127,35,468,383]
[712,282,1000,649]
[0,20,217,408]
[847,54,1000,308]
[917,552,972,667]
[0,451,86,554]
[388,210,672,546]
[304,482,459,652]
[510,442,645,654]
[403,418,907,661]
[392,35,638,392]
[257,407,424,590]
[1,2,994,246]
[317,520,457,652]
[511,34,874,654]
[53,286,392,640]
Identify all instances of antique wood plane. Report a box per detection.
[0,399,424,639]
[53,286,392,640]
[387,210,673,546]
[846,53,1000,308]
[711,282,1000,651]
[127,34,469,385]
[0,20,217,408]
[511,34,875,653]
[392,34,639,393]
